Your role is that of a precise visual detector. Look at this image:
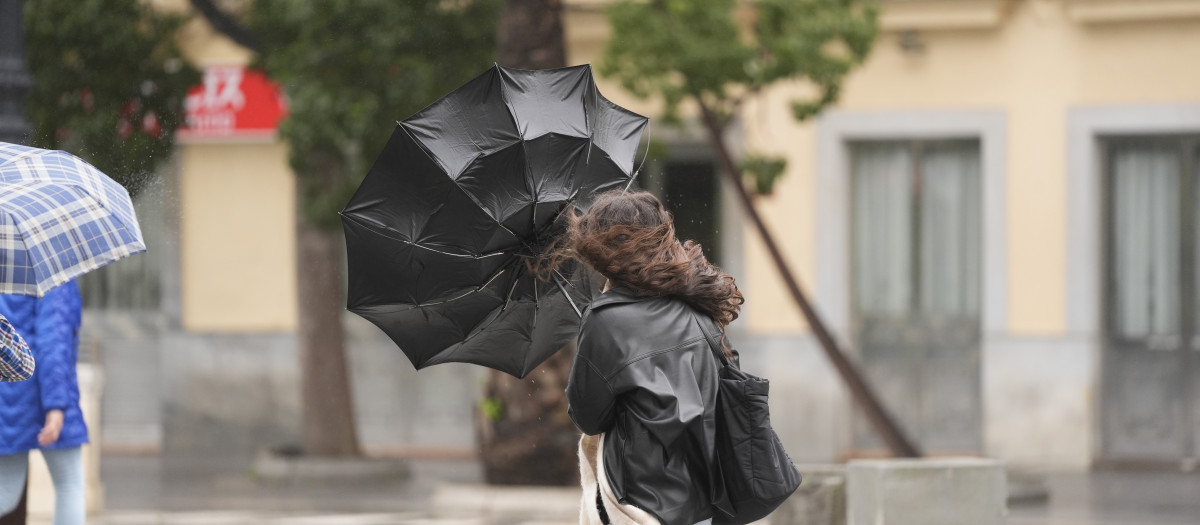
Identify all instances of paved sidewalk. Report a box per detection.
[35,512,572,525]
[99,455,477,515]
[41,455,1200,525]
[38,511,461,525]
[71,454,577,525]
[1008,469,1200,525]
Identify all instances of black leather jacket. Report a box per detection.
[566,286,725,525]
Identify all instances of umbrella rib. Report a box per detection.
[584,71,594,167]
[397,121,454,177]
[502,274,520,312]
[623,124,652,193]
[525,142,538,236]
[0,206,37,294]
[520,276,545,376]
[412,267,509,308]
[341,213,508,260]
[552,272,582,319]
[551,268,577,289]
[495,63,526,142]
[494,66,542,237]
[397,119,523,250]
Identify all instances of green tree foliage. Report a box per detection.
[739,153,787,195]
[24,0,199,195]
[246,0,502,230]
[602,0,877,194]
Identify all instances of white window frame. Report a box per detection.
[815,110,1008,343]
[1067,105,1200,336]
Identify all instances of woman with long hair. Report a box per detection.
[552,190,743,525]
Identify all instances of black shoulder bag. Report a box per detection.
[697,318,802,525]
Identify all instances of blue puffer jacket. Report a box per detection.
[0,281,87,455]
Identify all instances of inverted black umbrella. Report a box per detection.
[340,64,649,378]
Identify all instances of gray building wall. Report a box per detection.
[91,313,484,460]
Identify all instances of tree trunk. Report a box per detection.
[498,0,565,70]
[478,348,579,485]
[477,0,578,486]
[297,218,360,457]
[499,0,568,70]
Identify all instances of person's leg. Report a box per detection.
[0,479,27,525]
[0,453,29,516]
[41,447,84,525]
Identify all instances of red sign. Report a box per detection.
[180,66,288,139]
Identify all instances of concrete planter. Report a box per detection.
[847,458,1007,525]
[769,464,848,525]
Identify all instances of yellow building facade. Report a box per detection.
[166,0,299,333]
[119,0,1200,471]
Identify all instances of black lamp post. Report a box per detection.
[0,0,31,145]
[0,5,32,520]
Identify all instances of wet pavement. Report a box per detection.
[37,455,1200,524]
[1009,469,1200,525]
[100,454,479,516]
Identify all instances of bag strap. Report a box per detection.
[693,315,734,369]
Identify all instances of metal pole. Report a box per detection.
[0,16,30,524]
[0,0,31,145]
[698,102,922,458]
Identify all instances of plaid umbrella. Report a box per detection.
[0,142,145,297]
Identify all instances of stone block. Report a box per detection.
[847,458,1006,525]
[769,464,847,525]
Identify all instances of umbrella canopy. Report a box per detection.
[0,142,145,297]
[341,64,649,378]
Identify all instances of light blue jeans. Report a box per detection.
[0,447,85,525]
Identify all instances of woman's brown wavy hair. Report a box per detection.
[538,190,744,329]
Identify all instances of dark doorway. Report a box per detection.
[1099,135,1200,467]
[658,160,721,266]
[849,138,984,454]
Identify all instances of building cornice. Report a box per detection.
[1067,0,1200,24]
[879,0,1013,31]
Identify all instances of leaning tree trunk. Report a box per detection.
[477,0,578,486]
[297,217,360,456]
